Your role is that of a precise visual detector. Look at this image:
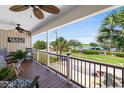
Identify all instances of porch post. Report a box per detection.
[46,31,50,67]
[67,53,70,83]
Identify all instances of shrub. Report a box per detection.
[71,49,79,53]
[39,53,58,65]
[115,52,124,58]
[83,50,99,55]
[0,67,16,80]
[13,50,27,59]
[106,52,112,55]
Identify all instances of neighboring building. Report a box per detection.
[69,44,103,51]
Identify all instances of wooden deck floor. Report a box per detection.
[19,60,78,88]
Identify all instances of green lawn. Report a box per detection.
[33,51,124,66]
[66,53,124,66]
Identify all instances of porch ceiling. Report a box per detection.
[0,5,118,36]
[32,5,118,36]
[0,5,72,31]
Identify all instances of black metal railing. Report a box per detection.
[32,50,124,88]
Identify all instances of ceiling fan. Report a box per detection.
[15,24,31,33]
[9,5,60,20]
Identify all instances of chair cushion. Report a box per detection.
[0,49,7,58]
[0,81,11,88]
[7,79,32,88]
[0,59,7,70]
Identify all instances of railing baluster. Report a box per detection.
[58,56,60,72]
[99,65,101,88]
[113,68,115,88]
[89,62,91,88]
[122,69,124,87]
[77,60,79,83]
[106,66,108,88]
[85,62,86,87]
[61,56,63,74]
[60,56,62,73]
[59,56,61,73]
[74,59,76,81]
[94,64,96,88]
[81,61,82,85]
[62,57,64,74]
[64,57,65,75]
[65,57,67,75]
[71,58,73,80]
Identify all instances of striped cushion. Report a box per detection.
[0,79,32,88]
[0,59,7,70]
[0,81,11,88]
[7,79,32,88]
[0,49,7,58]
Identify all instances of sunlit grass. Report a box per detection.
[71,53,124,66]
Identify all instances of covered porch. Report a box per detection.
[0,5,124,88]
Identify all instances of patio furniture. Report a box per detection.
[5,52,16,64]
[0,58,7,70]
[95,71,105,77]
[13,59,24,77]
[91,71,106,87]
[103,73,122,87]
[25,48,33,61]
[0,76,39,88]
[0,48,8,69]
[0,49,16,67]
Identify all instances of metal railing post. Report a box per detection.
[67,53,70,83]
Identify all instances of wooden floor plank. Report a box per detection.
[40,76,61,87]
[19,60,78,88]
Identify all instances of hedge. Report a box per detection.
[106,52,113,55]
[83,50,99,55]
[115,52,124,58]
[71,49,79,53]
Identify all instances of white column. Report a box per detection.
[46,31,50,67]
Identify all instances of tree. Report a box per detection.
[33,40,46,49]
[68,39,81,49]
[90,42,98,47]
[50,37,68,54]
[97,7,124,51]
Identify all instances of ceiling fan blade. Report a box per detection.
[15,26,23,33]
[17,30,23,33]
[33,8,44,19]
[9,5,29,12]
[23,30,31,33]
[39,5,60,14]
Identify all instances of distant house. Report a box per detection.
[69,46,82,50]
[69,44,104,52]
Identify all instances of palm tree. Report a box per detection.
[51,37,68,54]
[97,7,124,51]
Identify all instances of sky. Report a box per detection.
[32,7,119,44]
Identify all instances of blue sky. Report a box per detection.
[32,7,118,44]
